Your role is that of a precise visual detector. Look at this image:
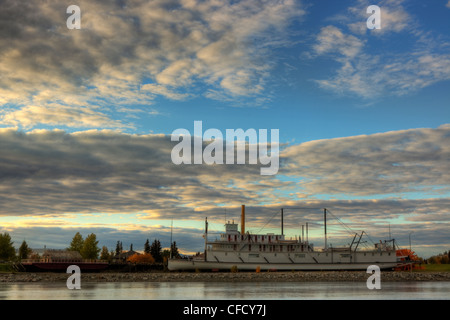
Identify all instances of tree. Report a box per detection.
[170,241,180,259]
[144,239,150,254]
[0,233,16,261]
[100,246,110,261]
[150,239,162,263]
[80,233,100,259]
[127,253,154,264]
[115,241,123,256]
[68,232,84,253]
[18,240,32,260]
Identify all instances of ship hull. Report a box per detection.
[20,262,109,272]
[168,259,398,271]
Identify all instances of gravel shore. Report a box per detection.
[1,271,450,283]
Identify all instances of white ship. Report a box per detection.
[168,205,404,271]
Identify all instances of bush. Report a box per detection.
[127,253,155,264]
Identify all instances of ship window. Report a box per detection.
[249,254,259,258]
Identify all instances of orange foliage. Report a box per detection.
[127,253,155,264]
[395,249,424,270]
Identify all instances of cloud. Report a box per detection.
[0,128,283,218]
[313,26,365,58]
[447,1,450,9]
[0,104,130,129]
[0,125,449,257]
[282,124,450,197]
[310,0,450,99]
[347,0,412,35]
[1,125,448,216]
[0,0,304,130]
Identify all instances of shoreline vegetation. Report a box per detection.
[1,270,450,283]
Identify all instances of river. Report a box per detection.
[1,281,449,300]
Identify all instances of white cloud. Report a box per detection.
[0,125,449,257]
[0,0,304,130]
[0,104,130,129]
[282,125,450,197]
[311,0,450,99]
[0,125,448,217]
[313,26,365,58]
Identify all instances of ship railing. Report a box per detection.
[21,258,108,264]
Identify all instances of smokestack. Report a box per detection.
[241,205,245,234]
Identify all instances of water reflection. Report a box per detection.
[0,281,449,300]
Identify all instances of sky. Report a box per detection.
[0,0,449,259]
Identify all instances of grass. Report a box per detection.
[0,263,15,273]
[419,264,450,272]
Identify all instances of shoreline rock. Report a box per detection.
[1,271,450,283]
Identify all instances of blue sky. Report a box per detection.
[0,0,449,258]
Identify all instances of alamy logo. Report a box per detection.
[171,121,279,175]
[367,5,381,29]
[366,265,381,289]
[66,265,81,289]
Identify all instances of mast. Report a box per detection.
[170,218,173,259]
[324,208,327,250]
[241,205,245,234]
[306,222,309,244]
[281,208,284,236]
[204,217,208,262]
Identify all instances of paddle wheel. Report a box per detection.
[395,248,424,270]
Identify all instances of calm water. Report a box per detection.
[0,281,449,300]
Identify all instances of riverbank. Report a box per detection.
[1,271,450,283]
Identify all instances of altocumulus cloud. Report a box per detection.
[0,125,449,217]
[282,124,450,197]
[0,125,449,256]
[0,0,304,130]
[0,128,278,218]
[311,0,450,99]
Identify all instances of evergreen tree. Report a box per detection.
[150,239,162,263]
[0,233,16,261]
[18,240,32,260]
[170,241,180,259]
[115,241,123,256]
[80,233,100,259]
[68,232,84,253]
[100,246,110,260]
[144,239,151,254]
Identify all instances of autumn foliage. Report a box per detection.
[127,253,155,264]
